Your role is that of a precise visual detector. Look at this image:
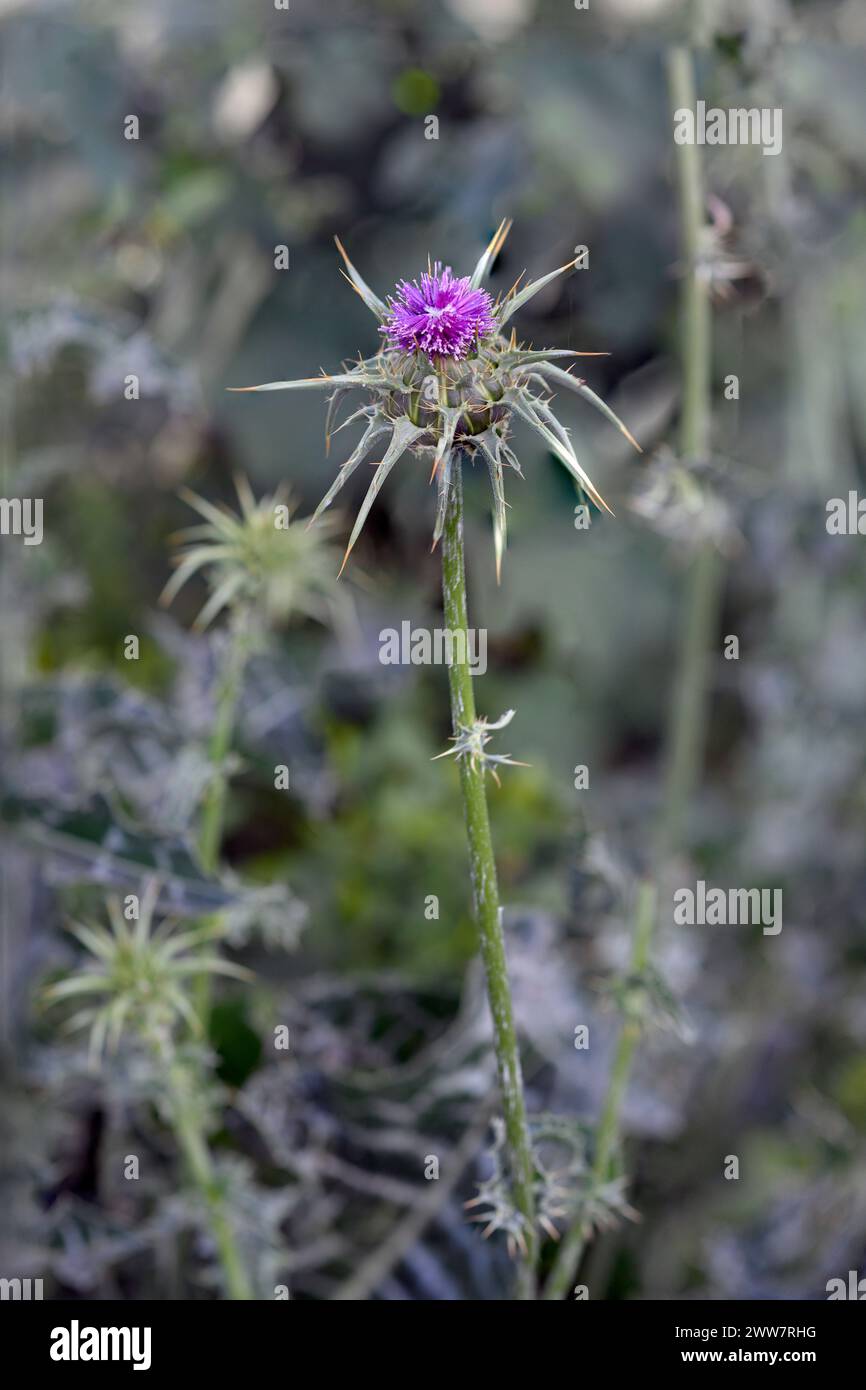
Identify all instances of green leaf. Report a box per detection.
[497,258,578,327]
[431,448,452,549]
[194,570,247,631]
[310,414,391,525]
[339,417,424,573]
[227,372,370,394]
[503,349,610,366]
[508,393,613,516]
[533,363,642,452]
[474,431,508,582]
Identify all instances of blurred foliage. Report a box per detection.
[3,0,866,1300]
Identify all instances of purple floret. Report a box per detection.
[381,263,497,360]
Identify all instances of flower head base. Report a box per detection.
[161,475,346,631]
[230,221,641,580]
[42,880,250,1063]
[381,263,497,360]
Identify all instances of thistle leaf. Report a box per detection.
[324,388,349,454]
[430,407,460,481]
[176,487,239,533]
[508,393,614,516]
[431,448,452,548]
[474,431,508,582]
[43,975,113,1001]
[193,570,247,631]
[339,417,424,574]
[68,923,116,961]
[497,258,578,327]
[468,218,513,289]
[505,349,610,366]
[533,363,642,453]
[227,372,370,394]
[310,415,391,525]
[159,551,217,607]
[500,441,525,478]
[334,237,388,320]
[525,391,577,456]
[233,473,260,519]
[329,404,373,439]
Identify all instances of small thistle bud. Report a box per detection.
[431,708,529,787]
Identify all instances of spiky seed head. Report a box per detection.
[161,475,347,630]
[42,880,250,1062]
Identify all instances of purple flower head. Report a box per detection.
[381,263,497,360]
[233,225,643,577]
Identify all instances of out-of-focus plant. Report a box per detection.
[659,29,725,860]
[229,223,641,1297]
[162,475,347,875]
[33,481,348,1300]
[43,880,254,1300]
[543,879,658,1299]
[161,477,345,1023]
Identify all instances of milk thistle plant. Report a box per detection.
[231,222,640,1296]
[41,488,345,1300]
[43,880,255,1300]
[161,476,346,877]
[160,479,345,1028]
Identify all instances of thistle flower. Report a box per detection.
[380,263,497,359]
[229,221,641,580]
[160,474,346,631]
[43,879,250,1062]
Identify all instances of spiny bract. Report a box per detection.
[230,220,640,580]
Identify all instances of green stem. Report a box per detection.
[166,1058,254,1299]
[660,43,724,860]
[543,880,656,1300]
[441,459,537,1299]
[198,619,250,873]
[194,618,250,1025]
[668,45,711,467]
